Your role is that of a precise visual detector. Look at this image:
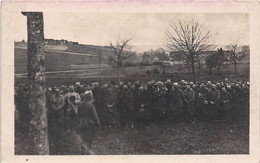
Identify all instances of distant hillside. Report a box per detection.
[15,41,114,56]
[15,46,112,74]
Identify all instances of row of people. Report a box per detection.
[15,79,249,130]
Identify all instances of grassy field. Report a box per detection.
[15,46,249,86]
[15,121,249,155]
[92,122,249,154]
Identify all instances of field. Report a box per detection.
[15,121,249,155]
[15,47,249,86]
[92,122,249,154]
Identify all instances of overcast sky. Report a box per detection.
[14,13,249,52]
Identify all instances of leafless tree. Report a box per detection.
[226,44,248,81]
[166,18,212,83]
[110,38,133,82]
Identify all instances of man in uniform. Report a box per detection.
[151,81,166,123]
[183,85,196,123]
[134,85,150,126]
[196,83,209,121]
[165,79,173,116]
[170,82,184,122]
[49,88,65,154]
[207,84,220,121]
[117,85,134,128]
[78,90,100,152]
[179,80,186,91]
[219,87,231,121]
[64,85,81,131]
[102,83,118,127]
[75,81,83,94]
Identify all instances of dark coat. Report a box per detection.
[78,101,100,129]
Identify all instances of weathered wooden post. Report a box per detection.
[22,12,49,155]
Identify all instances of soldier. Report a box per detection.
[183,85,195,122]
[207,84,220,121]
[207,81,212,88]
[179,80,186,91]
[134,86,150,126]
[170,82,184,122]
[219,87,232,121]
[102,83,118,127]
[49,88,65,154]
[165,79,173,115]
[64,86,81,131]
[216,83,222,91]
[131,84,138,116]
[75,81,83,94]
[78,90,100,151]
[92,82,103,123]
[150,81,166,123]
[117,85,134,128]
[196,83,209,121]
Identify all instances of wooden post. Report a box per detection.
[22,12,49,155]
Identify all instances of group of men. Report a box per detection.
[15,79,249,153]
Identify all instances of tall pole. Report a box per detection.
[22,12,49,155]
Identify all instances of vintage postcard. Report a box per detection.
[1,1,259,163]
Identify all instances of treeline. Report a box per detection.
[15,39,79,45]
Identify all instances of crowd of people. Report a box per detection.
[15,79,249,154]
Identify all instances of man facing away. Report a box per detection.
[78,90,100,152]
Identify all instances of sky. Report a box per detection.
[14,12,249,53]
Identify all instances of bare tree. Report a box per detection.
[109,38,133,82]
[166,18,212,83]
[226,44,248,81]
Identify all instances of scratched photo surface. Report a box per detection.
[13,12,251,155]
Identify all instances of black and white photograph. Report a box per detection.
[1,1,260,163]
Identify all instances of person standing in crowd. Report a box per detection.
[207,84,220,121]
[75,81,83,94]
[134,86,150,126]
[165,79,173,116]
[92,82,103,123]
[183,85,196,123]
[102,83,118,128]
[219,87,232,121]
[196,83,209,121]
[170,82,184,122]
[179,80,186,91]
[150,81,166,123]
[64,85,81,131]
[78,90,100,153]
[49,88,65,154]
[117,85,134,128]
[131,84,138,119]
